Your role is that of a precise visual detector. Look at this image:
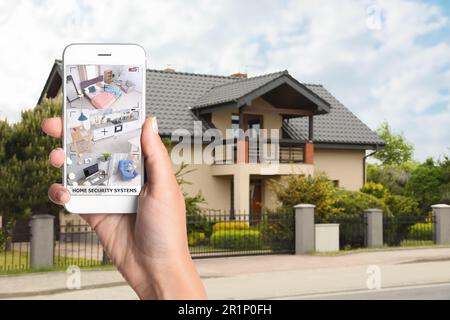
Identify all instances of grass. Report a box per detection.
[189,245,275,258]
[0,251,29,273]
[0,250,113,276]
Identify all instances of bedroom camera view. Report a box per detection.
[65,64,143,195]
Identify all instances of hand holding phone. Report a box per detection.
[42,116,207,299]
[63,44,146,214]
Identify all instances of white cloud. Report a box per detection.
[0,0,448,160]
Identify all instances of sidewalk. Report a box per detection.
[1,247,450,299]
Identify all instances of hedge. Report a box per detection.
[210,230,262,249]
[406,222,433,241]
[212,221,250,233]
[187,232,206,246]
[332,189,391,218]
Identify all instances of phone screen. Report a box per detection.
[65,64,144,196]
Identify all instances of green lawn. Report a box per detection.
[0,251,29,273]
[0,250,107,275]
[189,245,275,257]
[399,240,434,246]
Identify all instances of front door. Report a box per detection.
[250,179,262,224]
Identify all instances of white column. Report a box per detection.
[233,169,250,214]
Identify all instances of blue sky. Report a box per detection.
[0,0,449,161]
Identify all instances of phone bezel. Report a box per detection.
[62,43,146,214]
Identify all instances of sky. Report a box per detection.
[0,0,449,161]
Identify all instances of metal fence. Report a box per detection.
[383,215,434,247]
[54,223,105,268]
[0,230,30,273]
[187,211,295,258]
[0,211,440,273]
[316,215,367,250]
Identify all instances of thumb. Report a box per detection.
[141,117,176,188]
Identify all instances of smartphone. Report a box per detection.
[62,44,146,214]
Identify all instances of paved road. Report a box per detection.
[2,248,450,299]
[297,283,450,300]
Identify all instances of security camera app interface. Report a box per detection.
[65,64,143,196]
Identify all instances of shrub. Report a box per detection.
[384,194,420,217]
[360,182,388,199]
[332,189,390,218]
[256,211,294,249]
[210,230,262,249]
[212,221,249,233]
[187,232,206,246]
[270,174,340,221]
[186,211,212,236]
[406,222,433,241]
[382,195,424,245]
[329,190,389,248]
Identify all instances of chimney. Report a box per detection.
[163,64,175,73]
[230,72,247,79]
[163,67,175,73]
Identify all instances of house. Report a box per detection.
[40,60,384,219]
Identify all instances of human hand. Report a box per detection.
[42,117,207,300]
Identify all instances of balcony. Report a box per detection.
[213,139,311,165]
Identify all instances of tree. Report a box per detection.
[0,98,61,227]
[374,121,414,166]
[367,162,416,195]
[405,157,450,212]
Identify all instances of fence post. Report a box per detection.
[294,204,315,254]
[432,204,450,245]
[364,208,383,248]
[30,214,55,269]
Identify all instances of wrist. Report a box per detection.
[133,253,207,300]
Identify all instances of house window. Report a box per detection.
[231,114,240,138]
[86,65,98,80]
[332,180,340,187]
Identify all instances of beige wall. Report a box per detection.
[314,148,365,191]
[211,98,282,138]
[174,163,232,211]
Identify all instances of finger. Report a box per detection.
[49,148,65,168]
[141,117,177,188]
[42,117,63,138]
[48,183,70,205]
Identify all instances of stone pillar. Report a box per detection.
[432,204,450,245]
[364,209,383,247]
[294,204,315,254]
[233,171,250,214]
[30,214,55,269]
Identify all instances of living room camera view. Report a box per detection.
[65,65,143,194]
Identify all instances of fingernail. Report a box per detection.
[57,190,69,202]
[152,117,159,134]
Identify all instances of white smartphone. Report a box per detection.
[62,44,146,214]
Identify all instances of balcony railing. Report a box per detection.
[213,139,305,164]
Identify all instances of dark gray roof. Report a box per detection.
[193,71,288,108]
[147,69,383,147]
[48,61,383,147]
[283,84,385,145]
[146,70,235,136]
